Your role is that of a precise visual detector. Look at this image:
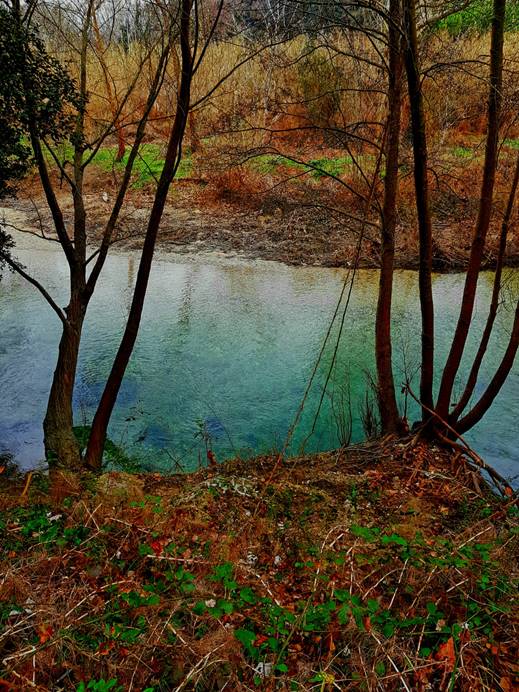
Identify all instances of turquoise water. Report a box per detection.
[0,229,518,481]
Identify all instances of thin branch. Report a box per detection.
[0,254,66,323]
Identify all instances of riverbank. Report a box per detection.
[1,438,517,690]
[5,152,519,270]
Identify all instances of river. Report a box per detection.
[0,227,517,481]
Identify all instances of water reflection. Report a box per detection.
[0,231,517,481]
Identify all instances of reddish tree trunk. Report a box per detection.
[457,299,519,434]
[451,154,519,423]
[376,0,404,433]
[43,299,85,468]
[436,0,506,420]
[402,0,435,417]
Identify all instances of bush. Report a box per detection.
[437,0,519,36]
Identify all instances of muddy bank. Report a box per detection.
[3,182,519,270]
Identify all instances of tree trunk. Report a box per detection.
[43,307,84,468]
[436,0,506,420]
[450,153,519,423]
[402,0,435,418]
[376,0,403,434]
[84,0,194,470]
[188,110,200,154]
[456,298,519,434]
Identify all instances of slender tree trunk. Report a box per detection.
[376,0,403,434]
[451,154,519,423]
[188,110,200,154]
[43,301,85,468]
[436,0,506,420]
[42,3,91,468]
[456,298,519,434]
[93,11,126,162]
[402,0,435,417]
[84,0,194,470]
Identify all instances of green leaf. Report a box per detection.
[267,636,279,651]
[375,661,386,676]
[334,588,351,603]
[217,599,234,615]
[309,673,325,682]
[367,598,379,614]
[239,587,258,604]
[235,628,256,649]
[192,602,207,616]
[381,533,408,547]
[350,525,379,541]
[382,621,395,638]
[337,604,350,625]
[426,602,438,615]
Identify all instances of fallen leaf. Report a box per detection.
[254,634,269,646]
[38,624,53,644]
[435,637,455,672]
[98,641,114,655]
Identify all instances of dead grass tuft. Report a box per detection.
[0,439,517,690]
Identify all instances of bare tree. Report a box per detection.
[402,0,435,417]
[2,0,279,471]
[375,0,404,433]
[436,0,506,421]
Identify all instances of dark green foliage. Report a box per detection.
[437,0,519,35]
[0,7,78,198]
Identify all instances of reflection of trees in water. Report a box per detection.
[178,269,194,334]
[293,270,456,452]
[125,255,135,313]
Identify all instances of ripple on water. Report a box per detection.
[0,229,518,481]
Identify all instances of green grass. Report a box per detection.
[451,146,474,159]
[92,144,192,187]
[504,138,519,150]
[46,142,192,188]
[250,154,355,179]
[46,144,370,188]
[436,0,519,35]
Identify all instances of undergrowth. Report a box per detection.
[0,440,517,690]
[46,143,192,188]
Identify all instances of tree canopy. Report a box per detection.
[0,6,78,199]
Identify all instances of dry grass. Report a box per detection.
[0,439,517,690]
[45,29,519,152]
[10,27,519,270]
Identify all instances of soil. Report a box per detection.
[4,170,519,270]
